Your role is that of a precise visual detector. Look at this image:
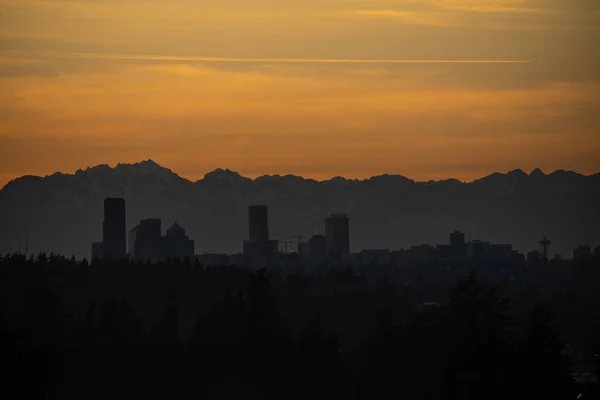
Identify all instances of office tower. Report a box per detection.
[244,205,278,268]
[132,218,162,262]
[325,213,350,260]
[450,231,466,263]
[102,198,126,259]
[308,234,326,263]
[162,222,195,261]
[573,245,591,261]
[467,240,489,263]
[249,205,269,242]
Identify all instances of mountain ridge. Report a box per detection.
[2,159,596,190]
[1,159,598,259]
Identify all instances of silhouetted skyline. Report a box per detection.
[2,1,599,397]
[1,160,598,259]
[86,196,598,272]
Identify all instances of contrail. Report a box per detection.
[35,51,531,64]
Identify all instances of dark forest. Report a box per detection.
[1,253,599,399]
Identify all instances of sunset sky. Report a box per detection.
[1,0,599,187]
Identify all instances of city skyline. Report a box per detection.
[1,158,597,259]
[2,1,599,396]
[89,197,597,266]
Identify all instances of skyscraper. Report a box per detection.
[450,231,466,263]
[102,198,126,260]
[244,205,278,268]
[249,205,269,242]
[131,218,162,262]
[325,213,350,260]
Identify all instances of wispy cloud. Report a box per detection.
[35,51,531,64]
[345,9,459,26]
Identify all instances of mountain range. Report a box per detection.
[0,160,599,259]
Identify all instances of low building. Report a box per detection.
[196,253,229,267]
[243,239,279,269]
[467,240,489,263]
[408,245,436,266]
[359,249,390,266]
[527,250,543,266]
[309,234,327,263]
[487,244,512,262]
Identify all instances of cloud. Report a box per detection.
[0,0,598,184]
[33,51,530,64]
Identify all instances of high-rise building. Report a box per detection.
[573,245,591,261]
[450,231,466,263]
[131,218,162,262]
[467,240,488,263]
[308,234,326,263]
[102,198,126,259]
[162,222,195,261]
[249,205,269,242]
[325,213,350,260]
[244,205,278,268]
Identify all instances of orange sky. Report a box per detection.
[1,0,599,187]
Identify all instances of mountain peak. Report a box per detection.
[507,169,527,177]
[530,168,545,177]
[118,159,167,174]
[202,168,249,183]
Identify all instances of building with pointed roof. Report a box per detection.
[162,222,194,261]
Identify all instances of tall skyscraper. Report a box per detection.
[325,213,350,260]
[450,231,466,263]
[102,198,126,260]
[244,205,278,268]
[131,218,162,262]
[249,205,269,242]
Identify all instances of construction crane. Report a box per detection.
[282,239,295,254]
[271,232,291,254]
[17,235,29,257]
[292,234,304,253]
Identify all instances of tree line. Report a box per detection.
[1,253,598,399]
